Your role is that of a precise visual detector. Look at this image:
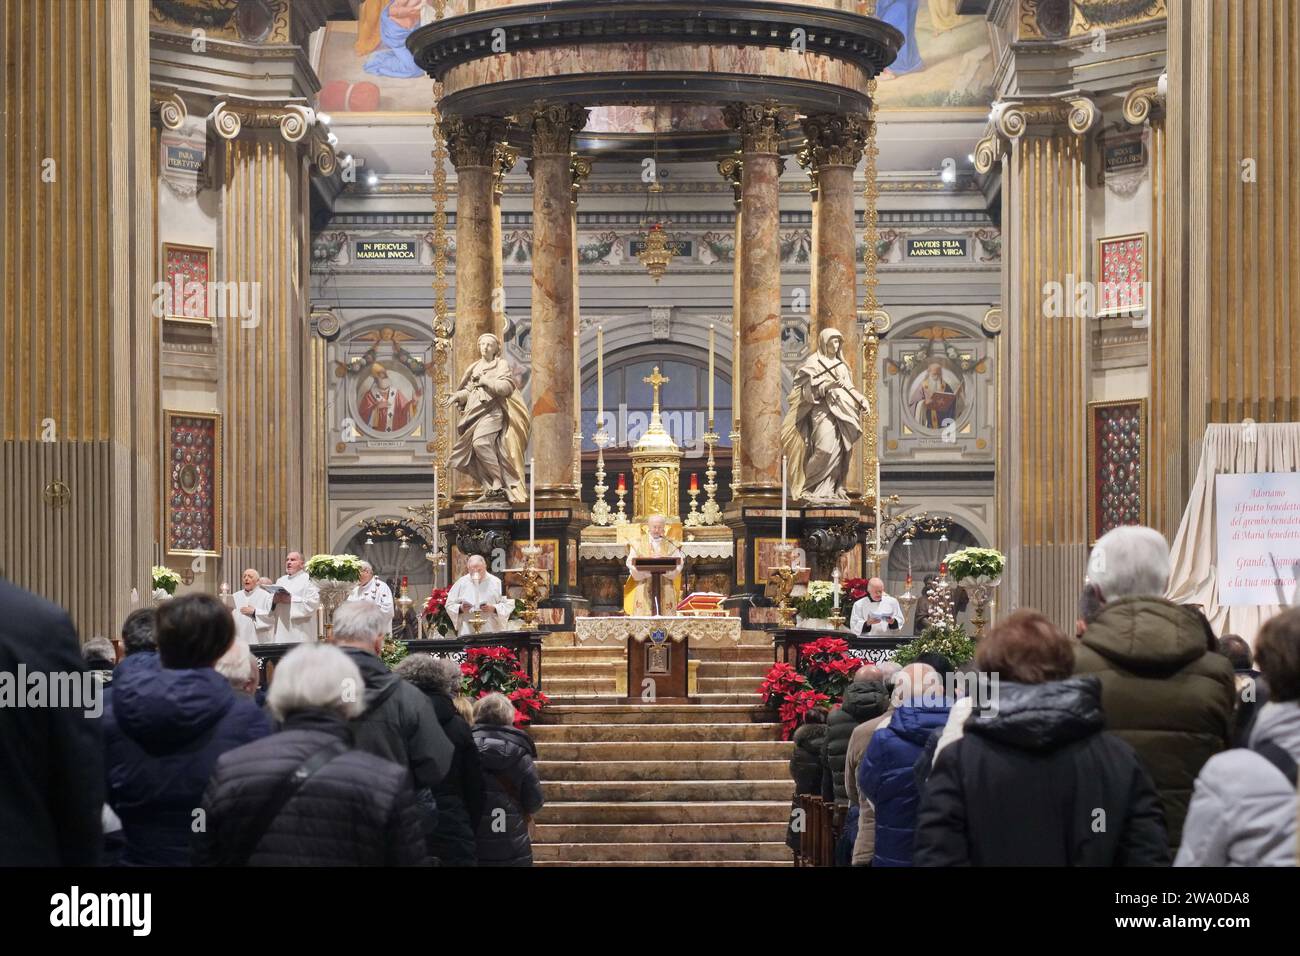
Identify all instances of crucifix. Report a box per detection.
[643,366,669,427]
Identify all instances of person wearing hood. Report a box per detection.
[914,611,1170,866]
[1177,607,1300,866]
[858,662,950,866]
[396,654,485,865]
[1072,526,1235,851]
[102,593,272,866]
[194,643,427,866]
[472,693,544,866]
[786,707,829,855]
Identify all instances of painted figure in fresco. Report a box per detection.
[907,360,962,429]
[355,0,434,79]
[877,0,923,76]
[358,362,420,433]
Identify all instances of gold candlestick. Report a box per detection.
[590,428,613,526]
[700,427,722,525]
[518,545,547,629]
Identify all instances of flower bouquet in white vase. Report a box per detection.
[794,580,838,630]
[943,547,1005,639]
[305,553,363,640]
[151,566,181,605]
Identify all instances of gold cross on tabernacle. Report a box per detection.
[642,366,669,418]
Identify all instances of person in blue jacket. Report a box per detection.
[858,662,950,866]
[102,594,272,866]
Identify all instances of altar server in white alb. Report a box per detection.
[349,561,394,615]
[271,551,321,643]
[850,577,905,636]
[231,567,274,644]
[446,554,515,635]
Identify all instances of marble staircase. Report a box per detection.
[531,629,793,866]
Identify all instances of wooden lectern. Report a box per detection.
[630,555,680,616]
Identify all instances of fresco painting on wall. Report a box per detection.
[314,1,994,114]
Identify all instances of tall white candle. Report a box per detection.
[781,454,788,544]
[433,465,440,585]
[832,567,841,609]
[708,323,715,423]
[573,325,580,426]
[529,457,536,547]
[597,325,604,430]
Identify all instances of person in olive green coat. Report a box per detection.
[1073,527,1235,852]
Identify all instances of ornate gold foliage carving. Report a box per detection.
[444,114,509,169]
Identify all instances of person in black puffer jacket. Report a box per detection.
[397,654,486,866]
[914,610,1169,866]
[473,693,544,866]
[822,668,889,803]
[786,709,829,852]
[195,643,426,866]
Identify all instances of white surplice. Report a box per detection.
[231,586,274,644]
[271,569,321,643]
[446,571,514,635]
[349,578,394,615]
[849,594,904,635]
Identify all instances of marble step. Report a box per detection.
[537,704,773,725]
[542,646,626,664]
[690,645,775,663]
[739,630,776,647]
[542,779,793,802]
[694,660,772,678]
[533,822,788,844]
[536,859,791,867]
[536,758,788,782]
[535,740,790,760]
[542,676,620,695]
[696,676,766,694]
[530,722,783,743]
[541,661,624,680]
[535,799,790,824]
[693,693,765,705]
[532,840,791,863]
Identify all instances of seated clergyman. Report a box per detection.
[446,555,514,635]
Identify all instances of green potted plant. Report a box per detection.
[793,580,837,629]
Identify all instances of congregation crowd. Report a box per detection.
[2,591,545,867]
[788,525,1300,867]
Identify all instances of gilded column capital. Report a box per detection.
[519,102,589,157]
[801,112,869,168]
[717,152,744,205]
[570,153,592,203]
[972,129,1004,175]
[150,87,187,130]
[796,145,818,197]
[493,141,518,196]
[444,115,508,169]
[211,98,316,143]
[1122,83,1166,126]
[723,100,786,156]
[994,94,1098,140]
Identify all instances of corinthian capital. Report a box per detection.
[801,113,869,168]
[444,115,508,169]
[520,102,589,157]
[723,100,786,156]
[717,152,743,204]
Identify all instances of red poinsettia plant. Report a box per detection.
[460,645,550,727]
[423,587,455,636]
[777,689,831,740]
[799,636,859,700]
[842,577,872,603]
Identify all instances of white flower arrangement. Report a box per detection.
[151,566,181,596]
[305,553,364,583]
[944,547,1006,584]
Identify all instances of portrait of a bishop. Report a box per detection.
[358,362,420,433]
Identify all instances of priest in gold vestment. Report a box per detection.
[623,514,685,616]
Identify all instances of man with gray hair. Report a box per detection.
[447,554,514,634]
[329,599,454,793]
[348,560,394,617]
[1073,524,1235,852]
[214,640,259,698]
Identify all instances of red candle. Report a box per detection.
[401,575,408,588]
[617,473,626,492]
[689,473,699,492]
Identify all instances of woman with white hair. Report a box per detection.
[472,692,544,866]
[193,643,426,866]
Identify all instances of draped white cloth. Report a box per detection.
[1167,422,1300,645]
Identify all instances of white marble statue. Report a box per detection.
[444,332,529,504]
[780,328,869,504]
